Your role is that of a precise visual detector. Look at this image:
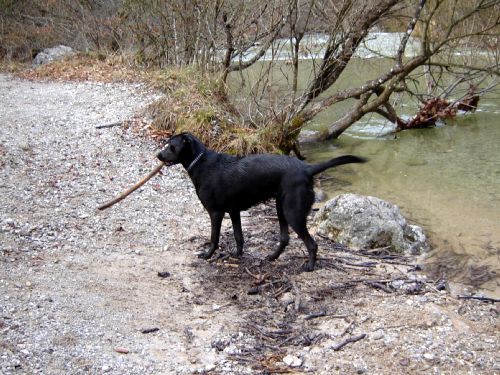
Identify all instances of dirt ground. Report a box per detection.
[0,74,498,374]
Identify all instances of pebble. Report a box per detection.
[283,354,302,367]
[371,330,385,340]
[205,364,216,372]
[399,358,410,366]
[424,353,435,361]
[353,359,367,374]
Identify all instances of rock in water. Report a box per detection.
[314,193,429,254]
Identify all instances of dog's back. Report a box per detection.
[191,152,309,211]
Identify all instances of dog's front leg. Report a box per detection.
[229,211,244,257]
[198,211,224,259]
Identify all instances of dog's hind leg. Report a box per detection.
[282,188,317,271]
[289,220,318,272]
[229,211,244,257]
[198,211,224,259]
[266,199,290,262]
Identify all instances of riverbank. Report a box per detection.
[0,74,498,374]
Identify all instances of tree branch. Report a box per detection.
[225,0,294,74]
[396,0,426,68]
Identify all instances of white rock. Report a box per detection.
[423,353,435,361]
[371,330,385,340]
[283,354,302,367]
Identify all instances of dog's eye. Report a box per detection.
[170,145,176,152]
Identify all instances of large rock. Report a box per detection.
[314,193,429,255]
[33,45,75,66]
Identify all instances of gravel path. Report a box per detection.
[0,74,228,374]
[1,74,498,375]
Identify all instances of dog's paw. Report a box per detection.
[300,263,315,272]
[231,251,243,258]
[197,252,212,260]
[265,254,279,262]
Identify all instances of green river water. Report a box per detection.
[230,54,500,297]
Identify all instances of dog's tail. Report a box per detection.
[308,155,367,176]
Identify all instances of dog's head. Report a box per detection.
[157,132,204,166]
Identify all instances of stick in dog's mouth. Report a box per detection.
[98,161,166,210]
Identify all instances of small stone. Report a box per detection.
[435,279,447,291]
[247,286,259,295]
[279,292,294,304]
[391,280,405,289]
[114,347,130,354]
[25,281,32,287]
[205,364,216,372]
[416,295,428,303]
[354,360,367,374]
[423,353,435,361]
[101,364,112,372]
[399,358,410,366]
[283,354,302,367]
[371,330,384,340]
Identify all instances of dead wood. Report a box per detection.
[95,121,124,129]
[331,333,367,351]
[458,295,500,303]
[365,281,394,293]
[304,310,326,321]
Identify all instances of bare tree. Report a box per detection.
[288,1,497,142]
[220,0,499,150]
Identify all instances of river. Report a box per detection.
[229,34,499,297]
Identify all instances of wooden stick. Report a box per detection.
[96,121,123,129]
[304,310,326,320]
[98,162,165,210]
[365,281,394,293]
[331,333,367,351]
[458,295,500,303]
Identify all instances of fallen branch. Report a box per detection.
[95,121,124,129]
[338,259,377,268]
[365,281,394,293]
[304,310,326,321]
[98,162,165,210]
[458,295,500,303]
[141,327,160,334]
[331,333,367,351]
[208,253,230,263]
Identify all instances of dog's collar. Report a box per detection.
[187,151,205,172]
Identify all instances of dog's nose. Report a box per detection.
[157,151,164,161]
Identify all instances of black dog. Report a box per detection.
[157,132,366,271]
